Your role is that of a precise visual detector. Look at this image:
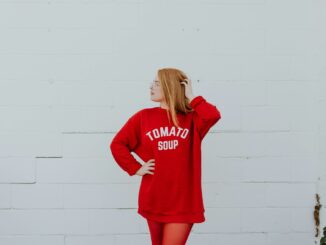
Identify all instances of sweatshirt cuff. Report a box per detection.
[128,162,142,176]
[189,95,204,108]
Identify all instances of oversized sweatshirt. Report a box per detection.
[109,95,221,223]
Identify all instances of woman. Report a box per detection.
[110,67,222,245]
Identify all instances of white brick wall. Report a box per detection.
[0,0,325,244]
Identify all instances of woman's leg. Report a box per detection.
[146,218,164,245]
[162,223,194,245]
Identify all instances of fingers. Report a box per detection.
[148,161,155,170]
[146,165,155,175]
[145,159,155,175]
[147,159,155,166]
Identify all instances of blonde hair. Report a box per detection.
[157,67,194,128]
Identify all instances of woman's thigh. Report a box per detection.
[162,223,194,245]
[146,219,164,245]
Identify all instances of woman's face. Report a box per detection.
[150,75,164,102]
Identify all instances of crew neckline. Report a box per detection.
[155,107,186,116]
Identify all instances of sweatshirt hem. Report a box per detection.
[137,208,205,223]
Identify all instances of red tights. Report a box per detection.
[146,218,194,245]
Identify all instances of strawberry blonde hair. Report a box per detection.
[157,67,194,128]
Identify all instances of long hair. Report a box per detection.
[157,67,194,128]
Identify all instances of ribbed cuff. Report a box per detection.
[128,162,142,176]
[189,95,204,108]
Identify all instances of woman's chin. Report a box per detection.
[150,98,160,102]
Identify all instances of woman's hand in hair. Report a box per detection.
[136,159,155,176]
[181,79,195,102]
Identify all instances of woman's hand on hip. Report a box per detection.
[136,159,155,176]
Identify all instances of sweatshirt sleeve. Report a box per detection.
[110,110,143,176]
[189,95,222,140]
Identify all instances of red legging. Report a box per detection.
[146,218,194,245]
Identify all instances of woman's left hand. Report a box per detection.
[180,78,195,102]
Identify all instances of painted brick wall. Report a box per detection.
[0,0,325,244]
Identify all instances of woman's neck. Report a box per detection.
[160,101,169,109]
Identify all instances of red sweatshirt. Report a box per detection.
[110,95,221,223]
